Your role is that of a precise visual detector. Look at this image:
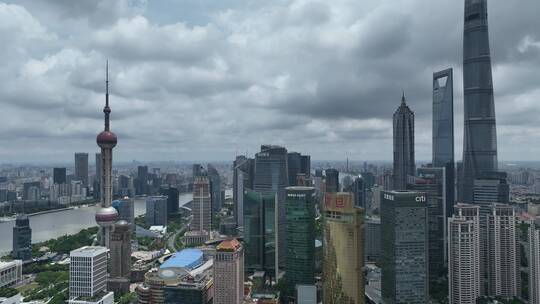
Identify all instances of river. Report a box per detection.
[0,193,193,254]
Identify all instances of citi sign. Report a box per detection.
[415,196,426,202]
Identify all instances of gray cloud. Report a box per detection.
[0,0,539,163]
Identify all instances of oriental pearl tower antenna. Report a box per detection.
[95,61,119,248]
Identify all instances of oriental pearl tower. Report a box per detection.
[95,62,119,248]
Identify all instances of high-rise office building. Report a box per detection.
[433,68,455,215]
[233,156,254,228]
[136,165,148,195]
[393,94,415,190]
[23,181,40,201]
[193,176,211,231]
[208,164,222,214]
[288,152,302,187]
[462,0,499,203]
[407,167,446,280]
[365,217,381,264]
[214,239,244,304]
[284,187,316,300]
[323,192,364,304]
[448,204,480,304]
[112,198,135,228]
[381,190,428,303]
[528,220,540,304]
[487,204,518,298]
[243,190,277,279]
[94,153,102,200]
[300,155,311,177]
[253,145,288,268]
[69,246,111,300]
[53,167,67,185]
[325,169,339,193]
[75,153,89,187]
[146,196,168,227]
[167,186,180,216]
[95,64,118,249]
[12,215,31,261]
[352,175,365,208]
[108,220,131,295]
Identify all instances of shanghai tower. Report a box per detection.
[461,0,498,203]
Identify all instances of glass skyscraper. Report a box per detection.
[243,190,277,279]
[462,0,498,203]
[381,190,428,303]
[407,167,446,281]
[253,145,289,268]
[433,68,455,215]
[284,186,316,300]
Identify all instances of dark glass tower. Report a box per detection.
[433,69,455,215]
[393,94,415,190]
[284,187,316,300]
[462,0,498,203]
[12,215,32,260]
[253,145,289,268]
[325,169,339,193]
[53,167,67,185]
[207,164,222,214]
[243,190,277,279]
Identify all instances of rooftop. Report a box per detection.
[217,239,241,252]
[160,249,204,271]
[70,246,108,257]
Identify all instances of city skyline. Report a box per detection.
[1,1,540,162]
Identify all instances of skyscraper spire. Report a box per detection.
[401,90,406,104]
[104,60,111,131]
[393,92,415,190]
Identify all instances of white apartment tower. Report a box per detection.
[69,246,109,299]
[487,204,518,299]
[448,204,480,304]
[529,222,540,304]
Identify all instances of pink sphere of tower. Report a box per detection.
[97,130,117,148]
[95,206,118,227]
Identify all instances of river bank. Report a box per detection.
[0,193,194,254]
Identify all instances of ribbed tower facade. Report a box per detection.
[448,204,480,304]
[95,62,119,248]
[393,94,415,190]
[462,0,498,203]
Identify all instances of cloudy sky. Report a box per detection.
[1,0,540,163]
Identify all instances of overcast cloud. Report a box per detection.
[1,0,539,163]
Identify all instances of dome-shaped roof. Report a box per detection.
[95,206,118,226]
[114,220,130,231]
[97,131,117,148]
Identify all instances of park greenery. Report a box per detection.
[116,292,137,304]
[0,287,19,298]
[31,227,98,257]
[22,271,69,303]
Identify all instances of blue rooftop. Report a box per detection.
[160,249,204,271]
